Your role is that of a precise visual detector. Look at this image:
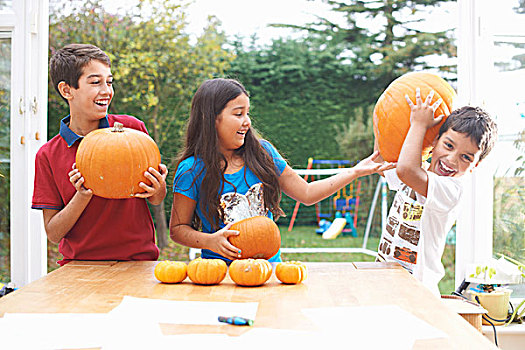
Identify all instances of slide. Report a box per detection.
[322,218,347,240]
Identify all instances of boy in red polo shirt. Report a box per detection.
[32,44,167,265]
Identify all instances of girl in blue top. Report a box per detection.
[170,78,394,263]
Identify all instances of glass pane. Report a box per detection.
[0,0,12,12]
[0,35,11,284]
[489,0,525,297]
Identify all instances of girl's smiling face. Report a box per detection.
[429,129,482,177]
[215,93,251,155]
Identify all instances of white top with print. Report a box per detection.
[377,169,463,296]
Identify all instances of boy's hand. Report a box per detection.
[208,222,242,260]
[354,151,396,177]
[134,164,168,199]
[405,88,444,130]
[68,163,93,197]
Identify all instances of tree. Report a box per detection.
[227,37,363,168]
[49,0,234,247]
[277,0,456,107]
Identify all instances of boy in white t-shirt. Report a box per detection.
[375,88,498,296]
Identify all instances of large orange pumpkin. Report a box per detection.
[373,72,456,162]
[275,261,307,284]
[228,216,281,259]
[154,261,187,284]
[228,259,273,287]
[187,258,227,285]
[76,122,161,199]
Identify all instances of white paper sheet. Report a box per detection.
[0,297,258,349]
[1,313,120,349]
[108,296,258,325]
[302,305,448,349]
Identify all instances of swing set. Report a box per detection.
[280,157,388,258]
[287,158,361,234]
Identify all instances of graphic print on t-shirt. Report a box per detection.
[377,183,423,273]
[220,183,267,224]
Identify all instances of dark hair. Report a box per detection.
[437,106,498,161]
[175,78,284,230]
[49,44,111,101]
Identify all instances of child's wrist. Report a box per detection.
[409,122,429,133]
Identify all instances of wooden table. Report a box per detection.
[0,261,496,349]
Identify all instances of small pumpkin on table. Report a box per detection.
[228,259,273,287]
[275,261,307,284]
[187,258,228,285]
[154,260,187,284]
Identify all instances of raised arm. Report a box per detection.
[396,88,443,197]
[279,151,394,206]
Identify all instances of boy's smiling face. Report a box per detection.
[429,129,482,177]
[65,60,113,122]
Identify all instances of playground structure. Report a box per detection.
[280,158,389,258]
[288,159,361,238]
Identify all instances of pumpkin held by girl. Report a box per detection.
[228,216,281,259]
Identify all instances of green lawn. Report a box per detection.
[280,225,379,262]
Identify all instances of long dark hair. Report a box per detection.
[175,78,284,230]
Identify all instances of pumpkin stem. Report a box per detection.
[112,122,124,132]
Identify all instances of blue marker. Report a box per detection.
[218,316,254,326]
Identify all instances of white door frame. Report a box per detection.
[1,0,48,287]
[455,0,495,288]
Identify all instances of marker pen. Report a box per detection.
[218,316,254,326]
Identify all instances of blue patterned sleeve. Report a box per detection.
[260,140,287,175]
[172,157,205,201]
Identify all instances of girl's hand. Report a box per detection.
[354,151,396,177]
[405,88,444,129]
[134,164,168,199]
[208,223,242,260]
[68,163,93,198]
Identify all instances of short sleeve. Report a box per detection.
[172,157,204,201]
[424,171,462,212]
[260,140,286,175]
[32,148,63,210]
[383,169,402,191]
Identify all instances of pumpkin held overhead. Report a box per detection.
[373,72,456,162]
